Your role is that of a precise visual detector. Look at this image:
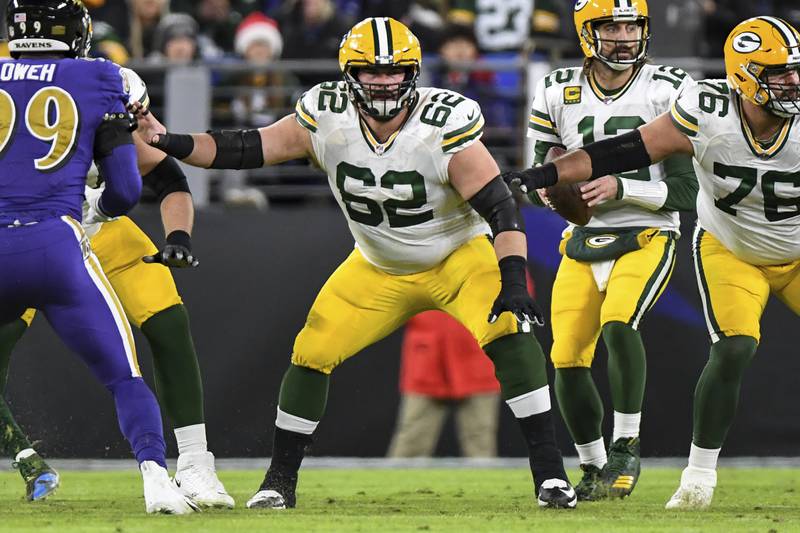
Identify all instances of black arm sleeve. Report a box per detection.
[468,175,526,236]
[582,129,652,180]
[142,156,191,203]
[208,129,264,169]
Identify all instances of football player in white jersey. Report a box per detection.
[525,0,697,500]
[138,17,578,509]
[0,66,233,511]
[505,15,800,510]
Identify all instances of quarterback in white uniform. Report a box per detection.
[506,15,800,510]
[525,0,697,500]
[139,17,577,510]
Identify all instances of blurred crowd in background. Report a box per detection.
[2,0,798,208]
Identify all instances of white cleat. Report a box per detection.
[174,451,235,509]
[246,490,287,509]
[141,461,200,515]
[665,466,716,510]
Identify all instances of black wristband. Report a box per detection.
[166,230,192,251]
[523,162,558,189]
[153,133,195,160]
[498,255,527,288]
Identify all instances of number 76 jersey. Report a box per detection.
[295,82,490,275]
[670,79,800,265]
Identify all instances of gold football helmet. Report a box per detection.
[339,17,421,120]
[725,16,800,117]
[573,0,650,71]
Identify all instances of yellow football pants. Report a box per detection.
[694,227,800,343]
[292,236,521,374]
[550,233,676,368]
[21,217,182,328]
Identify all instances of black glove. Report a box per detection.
[488,255,544,328]
[143,230,199,268]
[501,163,559,193]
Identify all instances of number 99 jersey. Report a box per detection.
[0,57,132,225]
[295,82,490,275]
[670,79,800,265]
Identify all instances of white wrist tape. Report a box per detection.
[619,177,668,211]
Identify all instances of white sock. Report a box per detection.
[687,442,720,471]
[15,448,36,462]
[612,411,641,442]
[505,386,551,418]
[575,438,607,469]
[174,423,208,456]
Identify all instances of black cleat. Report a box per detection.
[603,437,641,498]
[575,463,608,501]
[13,452,59,502]
[537,478,577,509]
[246,468,297,509]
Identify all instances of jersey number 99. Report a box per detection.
[0,87,80,172]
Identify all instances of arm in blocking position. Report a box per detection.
[449,141,543,328]
[504,113,695,193]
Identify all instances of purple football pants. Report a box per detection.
[0,216,166,467]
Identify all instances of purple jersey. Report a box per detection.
[0,58,130,225]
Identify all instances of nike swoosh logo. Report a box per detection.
[467,111,476,120]
[174,480,181,487]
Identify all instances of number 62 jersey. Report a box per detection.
[295,82,490,275]
[670,79,800,265]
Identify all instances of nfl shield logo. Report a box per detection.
[14,13,26,23]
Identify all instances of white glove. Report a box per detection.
[83,186,116,225]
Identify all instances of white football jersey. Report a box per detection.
[295,82,490,275]
[528,64,693,232]
[83,66,149,238]
[670,80,800,265]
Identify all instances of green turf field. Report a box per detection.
[0,468,798,532]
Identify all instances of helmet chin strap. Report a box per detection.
[599,58,636,72]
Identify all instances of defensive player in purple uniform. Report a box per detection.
[0,0,196,514]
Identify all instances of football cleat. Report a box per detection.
[603,437,641,498]
[574,463,607,501]
[665,466,716,510]
[246,489,287,509]
[141,461,200,515]
[537,478,577,509]
[174,451,235,508]
[247,467,297,509]
[13,450,60,502]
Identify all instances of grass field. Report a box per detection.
[0,468,798,532]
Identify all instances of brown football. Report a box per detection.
[544,146,594,226]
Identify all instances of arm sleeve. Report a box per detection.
[660,154,699,212]
[436,94,485,180]
[119,67,150,109]
[669,81,708,155]
[95,143,142,217]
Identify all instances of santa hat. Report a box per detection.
[235,13,283,58]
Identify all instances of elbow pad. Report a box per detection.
[94,113,135,159]
[209,129,264,169]
[582,129,651,180]
[143,157,191,203]
[468,176,526,236]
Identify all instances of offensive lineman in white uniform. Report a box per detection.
[137,17,577,510]
[526,0,697,500]
[505,16,800,510]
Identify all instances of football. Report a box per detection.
[544,146,594,226]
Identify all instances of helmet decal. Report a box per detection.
[732,32,762,54]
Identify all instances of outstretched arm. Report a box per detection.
[505,112,694,192]
[136,111,313,168]
[449,141,543,329]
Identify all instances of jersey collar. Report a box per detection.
[736,95,794,159]
[588,66,642,104]
[357,94,419,156]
